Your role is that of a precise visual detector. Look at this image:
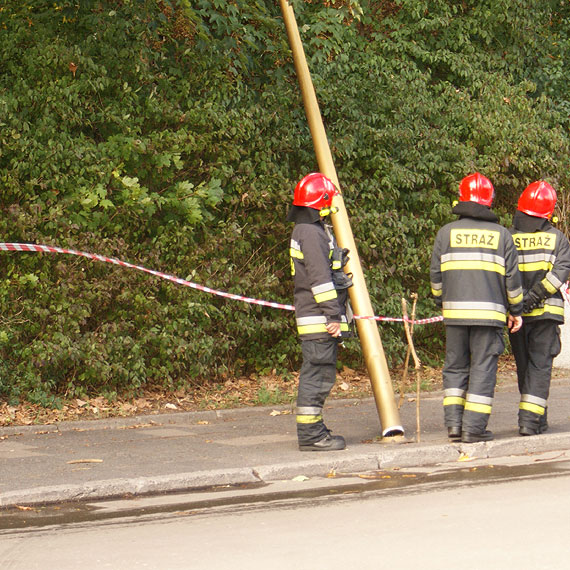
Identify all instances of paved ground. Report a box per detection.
[1,377,570,508]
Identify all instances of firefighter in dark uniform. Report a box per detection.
[288,173,353,451]
[509,181,570,436]
[430,173,524,443]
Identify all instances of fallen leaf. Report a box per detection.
[270,410,281,416]
[197,420,209,425]
[458,452,474,462]
[67,459,103,464]
[339,382,349,391]
[292,475,309,482]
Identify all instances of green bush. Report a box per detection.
[0,0,569,402]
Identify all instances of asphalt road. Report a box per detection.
[1,449,568,570]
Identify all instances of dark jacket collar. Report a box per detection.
[452,201,498,223]
[287,205,322,224]
[513,210,552,232]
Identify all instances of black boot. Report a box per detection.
[519,425,539,436]
[447,426,462,440]
[299,434,346,451]
[538,407,548,433]
[461,430,493,443]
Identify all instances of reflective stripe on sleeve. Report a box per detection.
[312,282,337,303]
[431,281,443,297]
[544,273,563,294]
[507,286,523,305]
[290,239,304,260]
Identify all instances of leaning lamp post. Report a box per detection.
[279,0,404,437]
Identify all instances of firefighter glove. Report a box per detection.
[523,282,548,312]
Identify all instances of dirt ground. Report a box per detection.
[0,355,535,428]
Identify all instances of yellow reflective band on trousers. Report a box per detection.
[443,396,466,407]
[443,309,506,323]
[441,260,505,275]
[464,402,492,415]
[519,401,545,415]
[296,414,323,424]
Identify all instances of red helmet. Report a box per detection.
[458,172,494,206]
[293,173,338,210]
[517,181,557,219]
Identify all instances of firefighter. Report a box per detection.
[288,172,353,451]
[509,181,570,436]
[430,173,524,443]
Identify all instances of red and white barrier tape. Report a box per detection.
[561,282,570,305]
[0,242,443,325]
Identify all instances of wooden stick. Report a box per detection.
[398,296,416,408]
[401,294,422,441]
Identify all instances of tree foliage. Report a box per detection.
[0,0,569,403]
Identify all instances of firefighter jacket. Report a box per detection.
[288,206,352,340]
[430,201,523,327]
[510,210,570,323]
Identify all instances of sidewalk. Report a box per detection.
[2,377,570,508]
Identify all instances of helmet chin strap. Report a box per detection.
[319,206,339,217]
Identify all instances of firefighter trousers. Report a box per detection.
[443,325,505,434]
[509,320,561,431]
[296,338,338,445]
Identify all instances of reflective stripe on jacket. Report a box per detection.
[430,211,523,327]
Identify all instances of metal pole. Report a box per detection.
[279,0,404,436]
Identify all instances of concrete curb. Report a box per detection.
[4,435,569,508]
[0,467,261,508]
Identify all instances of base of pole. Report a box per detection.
[382,425,405,437]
